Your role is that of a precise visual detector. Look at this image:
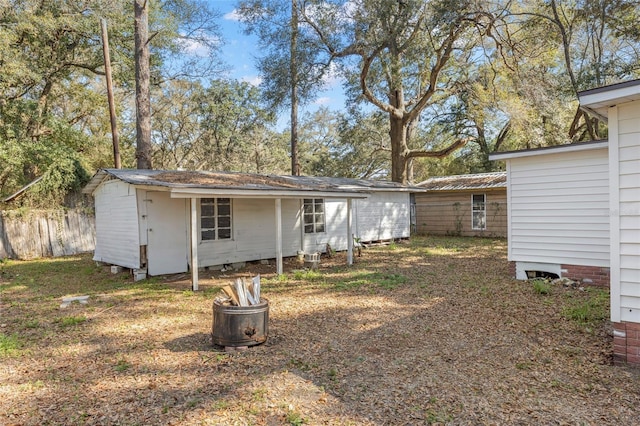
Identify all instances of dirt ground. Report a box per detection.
[1,236,639,425]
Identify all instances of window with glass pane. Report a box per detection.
[201,198,232,241]
[472,194,486,230]
[303,198,325,233]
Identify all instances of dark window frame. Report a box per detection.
[200,198,232,241]
[303,198,326,234]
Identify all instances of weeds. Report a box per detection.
[292,269,322,281]
[562,288,609,325]
[532,278,552,295]
[285,409,307,425]
[114,358,131,372]
[56,316,87,327]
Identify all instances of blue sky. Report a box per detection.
[205,0,346,127]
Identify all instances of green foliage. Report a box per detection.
[114,358,131,372]
[292,269,322,281]
[0,333,22,357]
[152,79,288,174]
[56,316,87,327]
[532,279,552,295]
[563,289,609,325]
[285,409,307,425]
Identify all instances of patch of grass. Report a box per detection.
[56,316,87,327]
[24,319,40,329]
[211,400,229,411]
[288,358,316,371]
[532,278,552,295]
[562,288,609,325]
[292,269,322,281]
[327,367,338,380]
[252,387,267,402]
[424,408,454,424]
[285,409,307,425]
[515,361,533,370]
[0,333,22,357]
[114,358,131,372]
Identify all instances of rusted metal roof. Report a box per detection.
[83,169,420,196]
[416,172,506,191]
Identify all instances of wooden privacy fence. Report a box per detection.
[0,209,96,260]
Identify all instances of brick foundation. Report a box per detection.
[613,322,640,365]
[508,261,610,287]
[561,264,610,287]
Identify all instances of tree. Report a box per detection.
[299,108,390,178]
[237,0,332,175]
[508,0,640,141]
[299,0,505,183]
[0,0,222,198]
[135,0,153,169]
[151,79,288,173]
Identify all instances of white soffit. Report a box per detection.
[578,79,640,118]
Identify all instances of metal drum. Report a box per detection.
[212,298,269,347]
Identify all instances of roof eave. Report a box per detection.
[489,140,608,161]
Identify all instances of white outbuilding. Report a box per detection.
[83,169,414,289]
[491,79,640,365]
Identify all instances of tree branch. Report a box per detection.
[406,137,471,159]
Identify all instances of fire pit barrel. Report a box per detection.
[212,298,269,347]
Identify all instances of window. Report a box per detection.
[472,194,486,230]
[201,198,232,241]
[303,198,325,233]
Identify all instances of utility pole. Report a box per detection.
[100,18,121,169]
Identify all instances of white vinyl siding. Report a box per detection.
[354,192,410,242]
[92,180,141,268]
[507,147,610,267]
[197,198,301,266]
[614,101,640,322]
[303,199,348,253]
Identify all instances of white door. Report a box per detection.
[146,192,188,275]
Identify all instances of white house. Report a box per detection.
[490,78,640,365]
[83,169,414,289]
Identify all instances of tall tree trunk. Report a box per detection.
[290,0,300,176]
[135,0,152,169]
[389,114,408,183]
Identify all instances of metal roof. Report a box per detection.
[416,172,506,191]
[83,169,421,197]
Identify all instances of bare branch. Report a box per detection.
[406,137,471,159]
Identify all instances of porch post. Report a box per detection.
[347,198,353,265]
[190,197,199,291]
[275,198,283,275]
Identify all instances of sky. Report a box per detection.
[205,0,346,128]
